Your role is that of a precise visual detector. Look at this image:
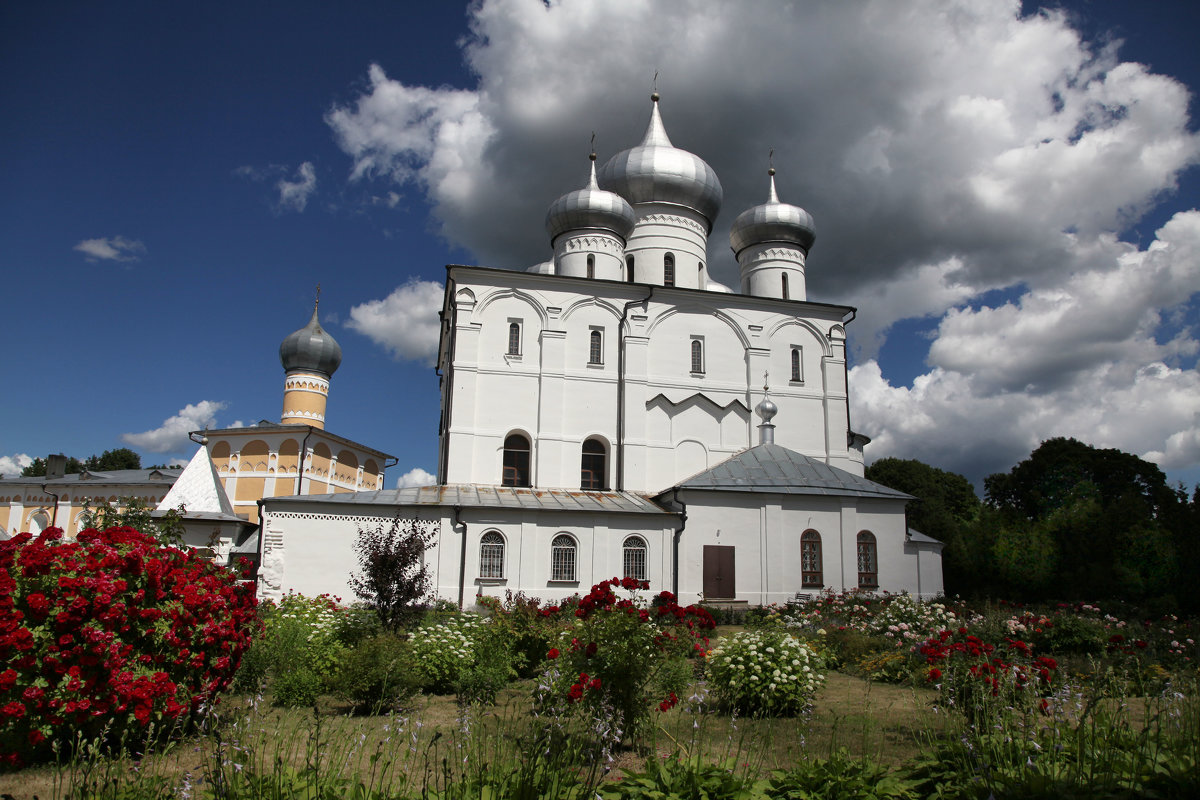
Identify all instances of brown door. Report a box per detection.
[703,545,735,599]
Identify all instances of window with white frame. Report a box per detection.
[480,531,504,579]
[507,321,521,356]
[857,531,878,588]
[623,535,647,581]
[790,346,804,383]
[588,328,603,365]
[690,337,704,374]
[551,534,576,581]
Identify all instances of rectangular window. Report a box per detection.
[790,346,804,383]
[588,328,603,365]
[690,336,704,374]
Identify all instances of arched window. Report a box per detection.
[857,531,878,588]
[801,530,822,587]
[664,253,675,286]
[791,348,803,382]
[623,535,647,582]
[480,531,505,579]
[502,433,531,487]
[580,438,607,490]
[782,273,789,300]
[586,254,595,279]
[551,534,576,581]
[690,339,704,374]
[626,254,635,282]
[507,322,521,356]
[588,329,602,365]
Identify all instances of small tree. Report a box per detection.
[349,516,438,631]
[81,496,186,548]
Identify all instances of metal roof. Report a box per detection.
[907,528,944,546]
[266,484,673,515]
[670,444,912,501]
[0,468,182,487]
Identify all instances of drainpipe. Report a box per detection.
[454,506,467,610]
[295,426,315,496]
[670,488,688,598]
[41,485,60,529]
[840,309,857,447]
[617,286,654,491]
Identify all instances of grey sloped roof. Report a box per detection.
[265,484,672,515]
[907,528,944,545]
[1,468,182,487]
[671,444,911,500]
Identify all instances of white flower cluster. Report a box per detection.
[706,630,825,716]
[408,614,487,688]
[867,594,958,647]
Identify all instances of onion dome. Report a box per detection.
[545,154,636,244]
[729,168,816,256]
[756,391,778,423]
[598,94,723,229]
[279,303,342,377]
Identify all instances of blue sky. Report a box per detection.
[2,0,1198,493]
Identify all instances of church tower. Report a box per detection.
[278,298,342,429]
[545,151,636,279]
[731,167,816,300]
[597,93,723,289]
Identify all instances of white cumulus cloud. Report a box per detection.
[346,279,443,364]
[325,0,1200,481]
[74,236,146,262]
[0,453,33,478]
[395,467,436,489]
[121,401,228,454]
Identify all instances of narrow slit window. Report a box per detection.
[690,339,704,374]
[586,254,595,279]
[791,347,803,382]
[782,273,789,299]
[588,329,602,365]
[626,255,635,283]
[801,530,822,587]
[664,253,675,287]
[507,322,521,356]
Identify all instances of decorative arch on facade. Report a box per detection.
[559,295,624,323]
[27,510,50,534]
[336,450,359,483]
[479,530,505,579]
[473,287,551,328]
[240,440,270,472]
[550,533,577,582]
[363,459,381,486]
[277,439,300,473]
[310,442,333,477]
[764,317,835,358]
[644,304,752,350]
[211,441,232,472]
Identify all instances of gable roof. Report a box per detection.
[669,443,911,501]
[265,484,673,515]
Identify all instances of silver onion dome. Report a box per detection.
[280,304,342,377]
[598,94,723,229]
[545,154,636,244]
[729,168,816,256]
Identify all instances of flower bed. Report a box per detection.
[0,527,257,769]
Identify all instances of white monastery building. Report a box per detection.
[260,95,944,606]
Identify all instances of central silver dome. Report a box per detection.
[545,156,636,244]
[730,170,816,256]
[598,95,723,229]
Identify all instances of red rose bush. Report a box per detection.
[0,527,258,769]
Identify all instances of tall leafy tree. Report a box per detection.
[85,448,142,471]
[349,517,438,631]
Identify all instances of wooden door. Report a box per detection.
[703,545,736,599]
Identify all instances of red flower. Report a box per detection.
[927,667,942,682]
[547,648,560,660]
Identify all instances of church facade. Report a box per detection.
[259,95,943,606]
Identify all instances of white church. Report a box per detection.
[257,94,944,607]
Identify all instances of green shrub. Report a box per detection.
[409,613,485,693]
[822,628,887,669]
[271,667,324,708]
[332,633,418,713]
[706,629,826,716]
[855,650,917,684]
[769,751,919,799]
[1031,613,1107,655]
